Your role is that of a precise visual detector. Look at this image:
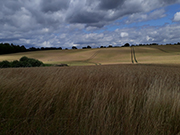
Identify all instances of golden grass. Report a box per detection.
[1,64,180,134]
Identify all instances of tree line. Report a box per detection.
[0,43,26,54]
[1,42,180,55]
[0,43,63,55]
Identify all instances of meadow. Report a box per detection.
[1,64,180,134]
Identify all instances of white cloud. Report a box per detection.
[42,28,49,33]
[174,12,180,21]
[42,41,52,47]
[0,0,180,48]
[150,9,166,18]
[121,32,129,37]
[126,9,166,24]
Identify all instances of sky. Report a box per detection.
[0,0,180,49]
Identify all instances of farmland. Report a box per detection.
[1,45,180,134]
[0,45,180,66]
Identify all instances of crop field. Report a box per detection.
[0,48,130,66]
[1,45,180,134]
[1,64,180,134]
[135,45,180,64]
[1,45,180,66]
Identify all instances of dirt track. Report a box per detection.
[131,47,138,64]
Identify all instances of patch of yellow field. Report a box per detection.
[0,45,180,65]
[134,45,180,64]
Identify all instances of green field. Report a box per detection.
[1,45,180,66]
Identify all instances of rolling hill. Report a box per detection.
[0,45,180,66]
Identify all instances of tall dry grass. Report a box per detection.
[0,64,180,135]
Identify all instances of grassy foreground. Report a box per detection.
[1,64,180,134]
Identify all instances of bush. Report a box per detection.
[0,60,11,68]
[20,56,44,67]
[11,60,22,67]
[0,56,44,68]
[20,56,29,62]
[27,58,43,67]
[19,61,32,67]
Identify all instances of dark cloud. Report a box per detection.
[40,0,70,13]
[0,1,22,12]
[98,0,125,10]
[85,23,106,28]
[64,0,180,27]
[0,38,20,42]
[160,0,179,4]
[1,0,180,28]
[67,11,105,24]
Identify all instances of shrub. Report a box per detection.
[20,56,29,62]
[20,61,32,67]
[0,56,44,68]
[0,60,11,68]
[20,56,44,67]
[11,60,22,67]
[27,58,43,67]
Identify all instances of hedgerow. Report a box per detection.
[0,56,44,68]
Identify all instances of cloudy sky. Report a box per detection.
[0,0,180,48]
